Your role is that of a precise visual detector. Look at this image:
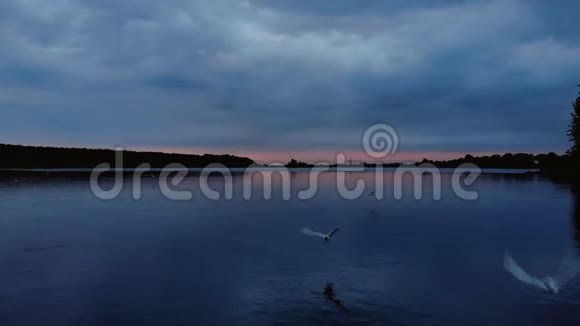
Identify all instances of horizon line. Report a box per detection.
[0,142,566,165]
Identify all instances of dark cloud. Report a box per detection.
[144,74,209,90]
[0,0,579,158]
[253,0,472,16]
[0,65,63,87]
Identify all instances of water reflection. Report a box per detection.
[572,184,580,249]
[1,172,580,325]
[322,282,349,314]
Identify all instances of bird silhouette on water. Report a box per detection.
[301,227,340,241]
[503,252,580,295]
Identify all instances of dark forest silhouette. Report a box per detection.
[0,144,254,169]
[567,86,580,159]
[541,86,580,181]
[416,153,551,169]
[286,153,561,169]
[285,159,314,168]
[0,143,566,173]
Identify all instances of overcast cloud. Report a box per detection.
[1,0,579,161]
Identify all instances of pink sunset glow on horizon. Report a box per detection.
[127,146,540,164]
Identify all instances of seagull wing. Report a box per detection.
[554,256,580,287]
[504,253,547,291]
[301,228,326,238]
[327,227,340,238]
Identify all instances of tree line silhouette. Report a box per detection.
[418,153,555,170]
[0,144,254,169]
[279,153,555,170]
[541,85,580,181]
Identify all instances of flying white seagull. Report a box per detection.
[503,252,580,295]
[301,227,340,241]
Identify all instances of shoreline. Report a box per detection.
[0,167,539,179]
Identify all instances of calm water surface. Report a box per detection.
[0,171,579,325]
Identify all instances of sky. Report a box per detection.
[1,0,579,163]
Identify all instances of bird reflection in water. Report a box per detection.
[321,282,349,313]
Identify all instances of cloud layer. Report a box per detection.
[1,0,579,161]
